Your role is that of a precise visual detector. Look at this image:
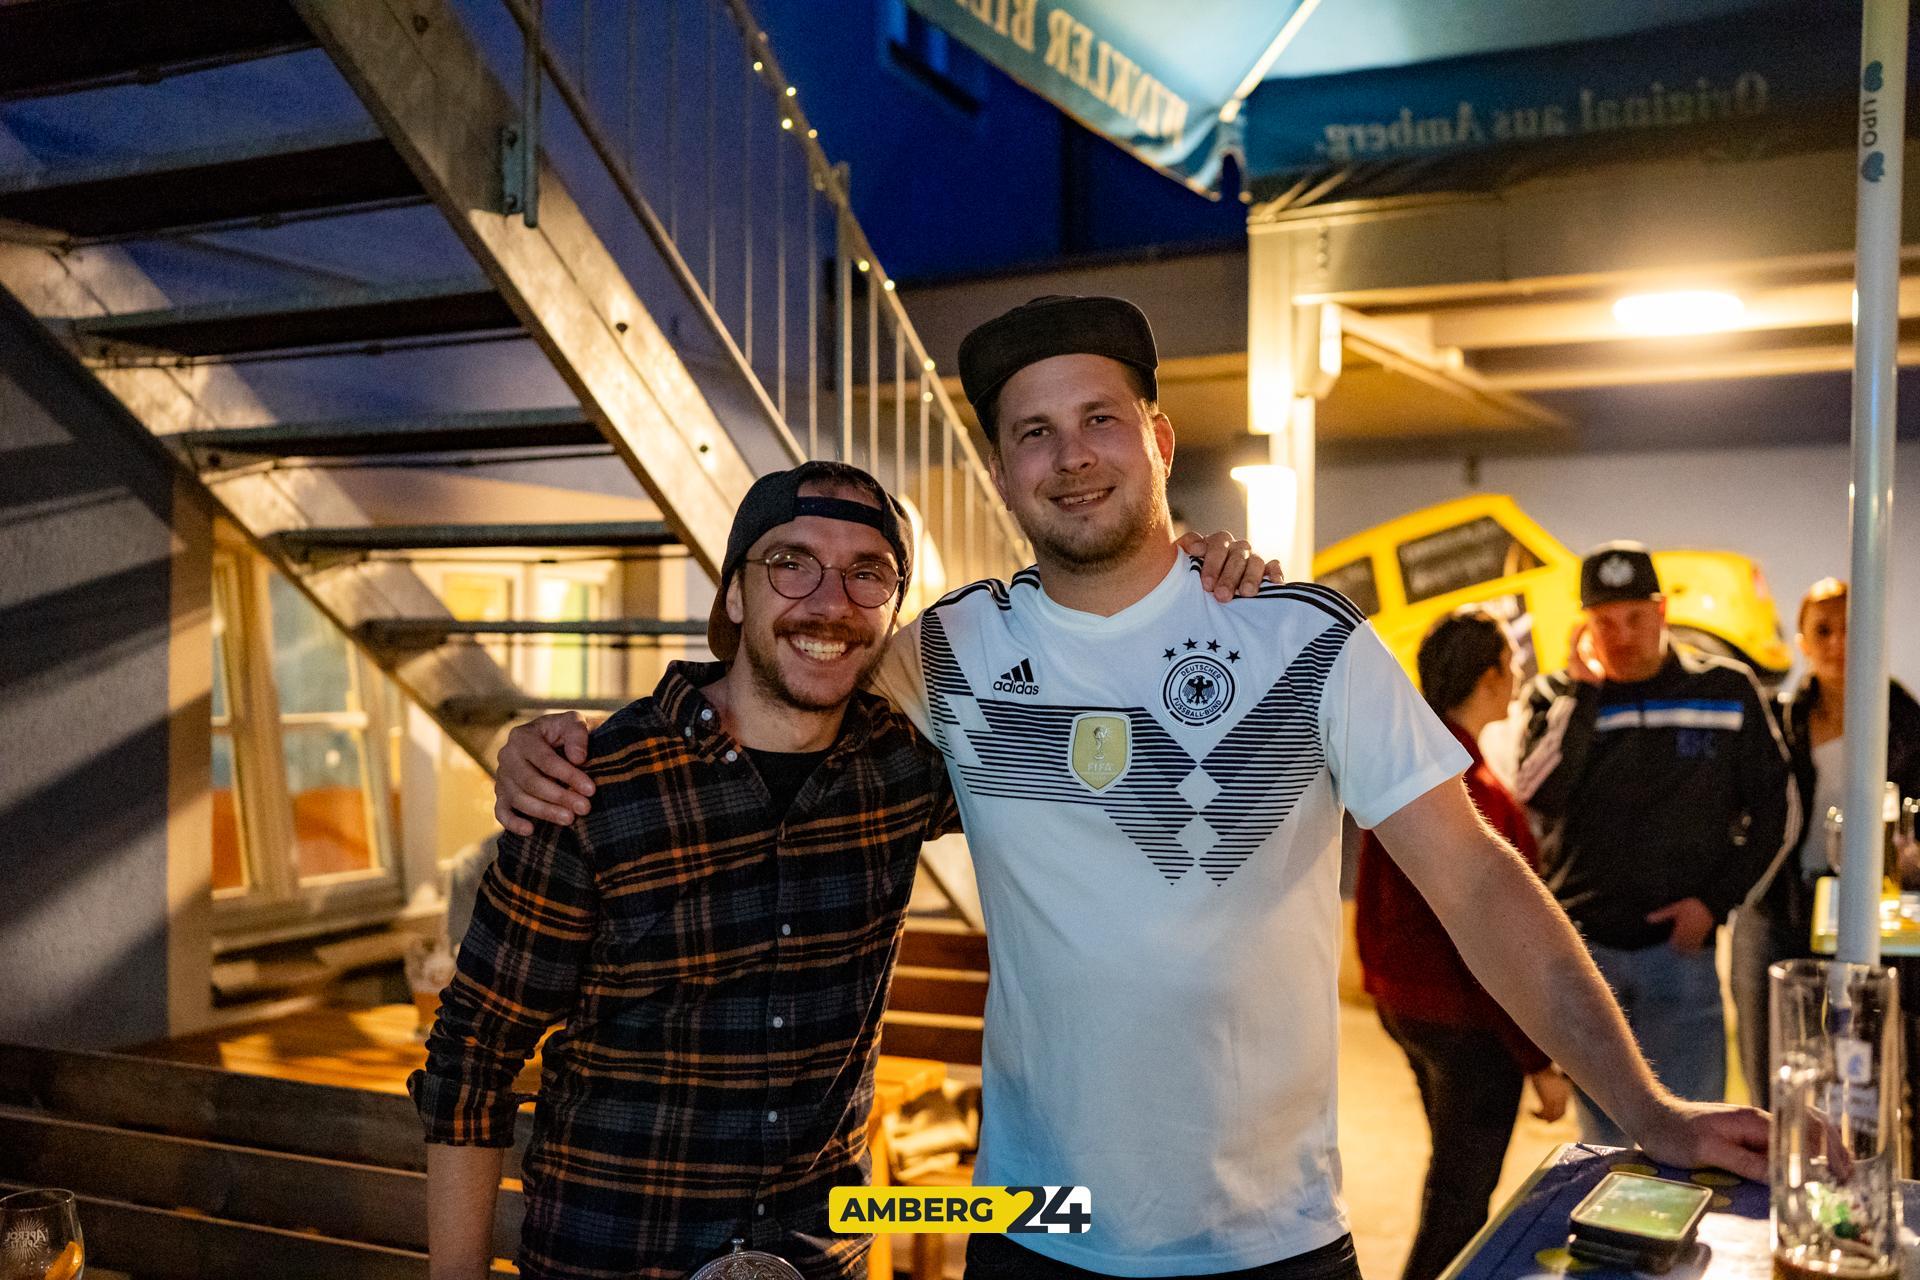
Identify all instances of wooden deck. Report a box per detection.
[134,1002,945,1278]
[143,1000,946,1112]
[142,1001,537,1097]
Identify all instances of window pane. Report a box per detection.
[284,726,376,879]
[535,578,595,699]
[1318,558,1381,617]
[269,574,354,714]
[442,571,516,671]
[211,732,246,893]
[211,571,246,893]
[1396,517,1544,606]
[212,617,231,722]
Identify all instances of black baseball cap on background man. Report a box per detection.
[706,460,912,662]
[1579,541,1663,609]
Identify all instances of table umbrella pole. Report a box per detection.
[1836,0,1907,966]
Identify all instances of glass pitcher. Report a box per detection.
[1770,959,1901,1280]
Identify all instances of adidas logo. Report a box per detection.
[992,657,1040,696]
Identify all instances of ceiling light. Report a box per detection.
[1612,290,1744,336]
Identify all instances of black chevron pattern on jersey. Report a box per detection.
[1188,623,1347,879]
[918,605,1355,884]
[1248,580,1367,628]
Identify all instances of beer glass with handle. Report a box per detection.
[1771,959,1900,1280]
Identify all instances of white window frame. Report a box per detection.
[211,546,404,947]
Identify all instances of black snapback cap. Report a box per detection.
[957,295,1159,420]
[1580,541,1663,608]
[707,461,911,661]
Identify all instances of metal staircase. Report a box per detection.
[0,0,1028,765]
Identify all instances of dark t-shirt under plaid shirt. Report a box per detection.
[411,661,958,1280]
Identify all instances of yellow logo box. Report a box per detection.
[828,1186,1092,1234]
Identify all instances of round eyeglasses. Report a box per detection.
[744,549,900,609]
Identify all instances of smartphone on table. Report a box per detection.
[1567,1172,1714,1273]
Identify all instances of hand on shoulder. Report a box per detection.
[493,712,598,836]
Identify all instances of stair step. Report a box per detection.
[879,1011,984,1067]
[272,521,678,558]
[0,127,419,240]
[72,277,514,358]
[888,966,990,1018]
[363,618,707,651]
[439,696,638,727]
[898,922,990,972]
[177,408,602,461]
[0,0,314,100]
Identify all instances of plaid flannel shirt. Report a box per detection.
[411,661,959,1280]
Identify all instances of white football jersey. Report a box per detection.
[870,556,1466,1275]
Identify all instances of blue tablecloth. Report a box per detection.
[1446,1144,1920,1280]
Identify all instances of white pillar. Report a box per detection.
[1836,0,1908,966]
[1246,227,1326,577]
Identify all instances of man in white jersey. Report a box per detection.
[493,297,1767,1280]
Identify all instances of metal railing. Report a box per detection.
[485,0,1031,601]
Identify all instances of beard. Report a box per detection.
[742,619,887,713]
[1024,475,1169,570]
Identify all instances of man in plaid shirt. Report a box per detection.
[422,459,1266,1279]
[414,461,959,1280]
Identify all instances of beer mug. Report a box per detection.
[1770,959,1901,1280]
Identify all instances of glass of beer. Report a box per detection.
[405,934,455,1041]
[1770,959,1900,1280]
[0,1188,84,1280]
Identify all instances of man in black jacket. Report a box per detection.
[1514,542,1794,1145]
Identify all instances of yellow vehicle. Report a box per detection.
[1311,495,1792,686]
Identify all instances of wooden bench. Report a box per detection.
[1,999,961,1280]
[0,1040,523,1277]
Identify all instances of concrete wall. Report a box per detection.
[0,291,211,1048]
[1315,443,1920,690]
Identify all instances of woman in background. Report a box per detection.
[1355,608,1569,1280]
[1731,578,1920,1106]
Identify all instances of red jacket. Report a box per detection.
[1354,717,1551,1074]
